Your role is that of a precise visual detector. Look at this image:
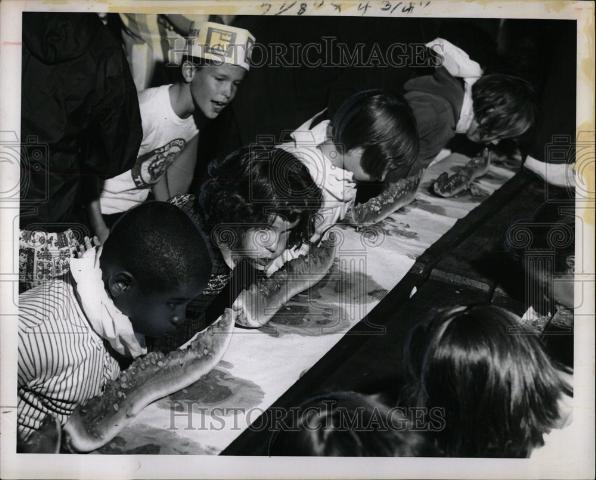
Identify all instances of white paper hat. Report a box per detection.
[186,22,255,71]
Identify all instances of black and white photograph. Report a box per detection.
[0,0,594,478]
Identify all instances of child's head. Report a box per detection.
[467,74,535,144]
[330,90,419,182]
[181,56,246,119]
[100,202,212,338]
[199,145,322,269]
[180,22,255,119]
[404,305,569,457]
[268,391,431,456]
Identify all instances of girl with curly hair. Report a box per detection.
[150,145,322,351]
[199,145,323,271]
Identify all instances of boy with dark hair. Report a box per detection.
[350,38,536,218]
[331,90,419,182]
[404,38,535,170]
[90,22,255,242]
[279,90,418,239]
[467,74,536,144]
[18,202,212,439]
[260,90,418,273]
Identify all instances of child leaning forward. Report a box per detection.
[265,89,419,274]
[17,202,212,442]
[148,145,323,352]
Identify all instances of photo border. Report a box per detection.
[1,1,594,478]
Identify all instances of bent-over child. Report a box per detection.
[18,202,212,441]
[149,145,323,351]
[354,38,536,216]
[266,89,418,273]
[403,38,535,171]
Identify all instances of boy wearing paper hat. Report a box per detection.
[90,22,255,243]
[177,21,255,119]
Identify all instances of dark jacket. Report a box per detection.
[403,66,465,170]
[20,13,142,230]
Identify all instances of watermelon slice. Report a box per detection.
[234,239,337,328]
[63,309,235,452]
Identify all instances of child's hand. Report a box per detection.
[263,255,285,277]
[17,415,62,453]
[309,231,322,245]
[72,236,101,258]
[264,244,311,277]
[231,301,249,327]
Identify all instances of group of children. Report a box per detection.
[268,305,572,458]
[17,15,570,457]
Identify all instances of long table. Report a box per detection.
[94,152,519,455]
[224,168,559,455]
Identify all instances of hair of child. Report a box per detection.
[331,90,419,181]
[403,304,570,457]
[268,391,433,457]
[198,145,323,249]
[472,74,536,142]
[101,201,212,294]
[180,54,219,69]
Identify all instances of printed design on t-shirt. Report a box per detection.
[131,138,186,188]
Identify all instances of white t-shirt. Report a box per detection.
[279,115,357,240]
[100,84,199,215]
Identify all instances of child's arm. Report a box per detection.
[153,135,199,201]
[17,415,62,453]
[87,199,110,244]
[264,243,311,277]
[17,322,69,442]
[152,173,171,202]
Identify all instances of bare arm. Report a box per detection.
[154,135,199,200]
[152,173,171,202]
[87,200,110,244]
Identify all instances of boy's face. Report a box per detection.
[237,216,300,270]
[326,123,375,182]
[466,118,500,145]
[112,280,202,338]
[342,147,376,182]
[188,63,246,119]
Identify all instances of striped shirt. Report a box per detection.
[18,276,120,440]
